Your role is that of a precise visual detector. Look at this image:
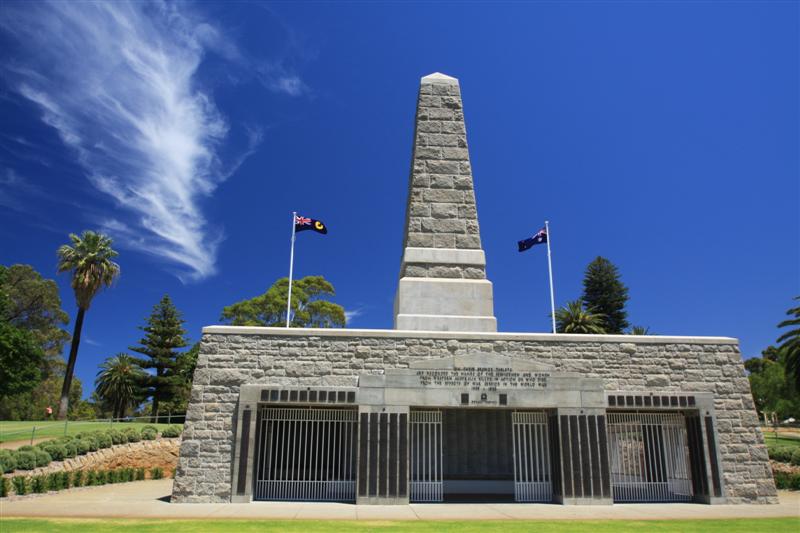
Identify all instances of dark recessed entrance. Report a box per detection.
[409,408,552,503]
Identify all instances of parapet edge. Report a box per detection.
[201,325,739,345]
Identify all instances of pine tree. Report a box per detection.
[581,256,630,334]
[130,295,188,422]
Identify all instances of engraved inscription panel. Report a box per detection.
[415,368,549,391]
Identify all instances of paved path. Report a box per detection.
[2,480,798,520]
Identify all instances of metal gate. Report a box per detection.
[254,407,357,501]
[512,411,552,502]
[607,412,693,502]
[410,410,443,502]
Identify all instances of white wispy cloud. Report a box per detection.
[344,307,365,325]
[0,1,308,281]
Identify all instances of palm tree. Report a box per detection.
[56,231,120,419]
[555,300,607,334]
[777,296,800,389]
[95,354,144,420]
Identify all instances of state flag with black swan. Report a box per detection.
[295,214,328,234]
[518,227,547,252]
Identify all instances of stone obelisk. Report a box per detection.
[394,73,497,332]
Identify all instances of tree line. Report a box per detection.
[0,230,346,421]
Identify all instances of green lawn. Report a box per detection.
[763,435,800,450]
[0,421,181,444]
[3,519,799,533]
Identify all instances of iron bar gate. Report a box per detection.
[410,410,443,502]
[254,407,357,501]
[607,412,693,502]
[512,411,552,502]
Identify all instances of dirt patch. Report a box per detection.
[0,438,51,450]
[771,460,800,475]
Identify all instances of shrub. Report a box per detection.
[83,435,99,452]
[63,441,78,459]
[161,426,182,438]
[790,449,800,466]
[75,439,91,455]
[124,428,141,443]
[95,432,113,449]
[1,476,9,497]
[72,470,85,487]
[108,429,126,445]
[135,467,146,481]
[34,449,52,468]
[141,427,158,441]
[85,470,97,486]
[150,467,164,480]
[96,470,107,485]
[770,446,794,463]
[774,471,800,490]
[61,471,72,489]
[31,475,47,493]
[47,472,62,491]
[14,451,37,470]
[42,443,67,462]
[11,476,28,495]
[16,445,34,453]
[0,450,17,473]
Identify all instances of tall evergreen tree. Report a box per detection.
[130,295,189,422]
[581,256,630,334]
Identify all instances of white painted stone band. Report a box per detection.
[200,325,738,345]
[421,72,459,85]
[402,247,486,266]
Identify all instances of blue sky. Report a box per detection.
[1,1,797,398]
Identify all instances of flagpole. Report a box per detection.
[286,211,297,328]
[545,220,556,334]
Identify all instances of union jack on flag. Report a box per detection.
[518,227,547,252]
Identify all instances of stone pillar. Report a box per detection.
[394,72,497,332]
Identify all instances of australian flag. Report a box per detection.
[295,214,328,234]
[518,227,547,252]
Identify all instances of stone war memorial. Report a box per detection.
[172,73,777,506]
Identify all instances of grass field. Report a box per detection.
[763,436,800,450]
[0,421,180,444]
[3,519,799,533]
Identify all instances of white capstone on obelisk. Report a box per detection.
[394,73,497,332]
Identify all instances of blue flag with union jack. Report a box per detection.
[518,227,547,252]
[295,214,328,234]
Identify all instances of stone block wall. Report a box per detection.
[402,74,484,277]
[172,328,776,504]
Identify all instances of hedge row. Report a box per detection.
[768,446,800,466]
[1,466,174,497]
[774,471,800,490]
[0,425,182,474]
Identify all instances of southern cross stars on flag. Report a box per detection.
[295,214,328,235]
[518,227,547,252]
